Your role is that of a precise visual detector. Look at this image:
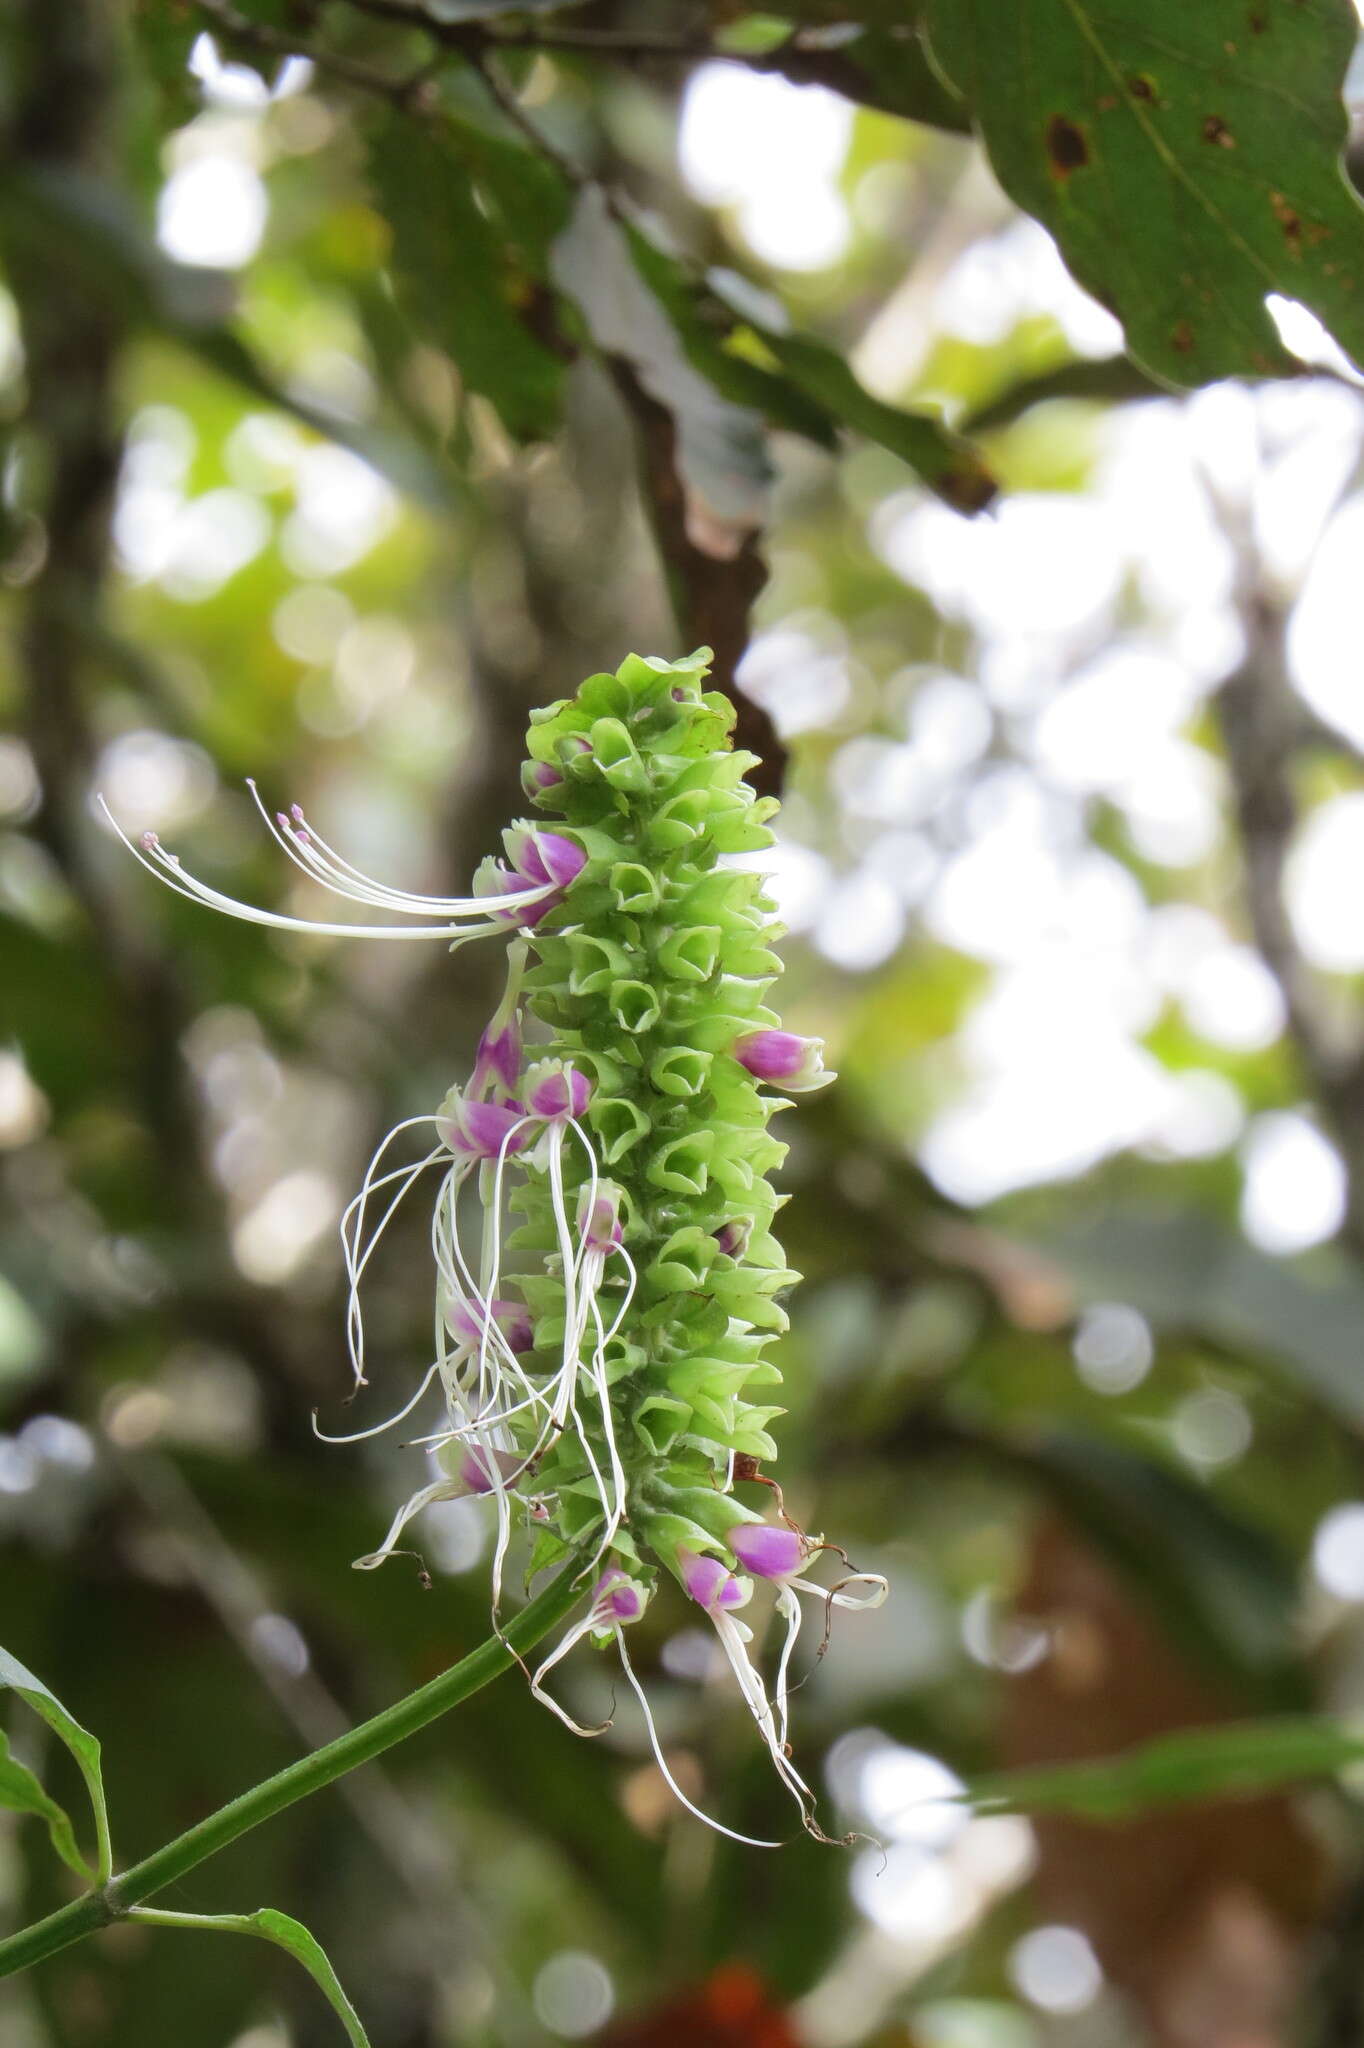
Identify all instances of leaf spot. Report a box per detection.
[1270,190,1303,252]
[1202,115,1235,148]
[1171,321,1195,354]
[1045,114,1090,177]
[1127,73,1157,101]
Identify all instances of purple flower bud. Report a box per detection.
[522,759,563,796]
[524,1058,593,1121]
[732,1029,832,1094]
[576,1181,624,1256]
[713,1217,752,1260]
[503,824,586,890]
[446,1295,533,1354]
[473,1016,522,1099]
[728,1523,805,1580]
[473,857,539,927]
[437,1091,528,1162]
[593,1568,648,1625]
[678,1546,751,1614]
[458,1445,521,1495]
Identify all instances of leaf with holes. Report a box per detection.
[1,1645,111,1881]
[922,0,1364,386]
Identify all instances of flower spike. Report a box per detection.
[112,650,882,1843]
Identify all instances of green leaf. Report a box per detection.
[134,1906,372,2047]
[922,0,1364,387]
[757,17,971,133]
[128,0,200,121]
[614,209,997,512]
[368,111,567,442]
[961,354,1164,432]
[968,1716,1364,1821]
[0,1731,87,1878]
[0,1644,111,1881]
[752,320,998,511]
[815,27,971,131]
[426,105,573,274]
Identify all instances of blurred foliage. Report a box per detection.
[6,2,1364,2046]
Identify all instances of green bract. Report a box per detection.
[512,650,796,1585]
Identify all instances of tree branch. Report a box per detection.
[605,357,783,795]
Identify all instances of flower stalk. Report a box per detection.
[0,1561,585,1983]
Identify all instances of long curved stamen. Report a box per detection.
[789,1572,889,1611]
[345,1150,446,1368]
[352,1477,462,1571]
[530,1616,615,1736]
[437,1128,547,1427]
[100,800,484,940]
[711,1609,816,1818]
[580,1260,636,1576]
[616,1632,780,1850]
[341,1122,449,1385]
[246,782,557,921]
[547,1126,583,1433]
[774,1587,803,1753]
[311,1360,444,1445]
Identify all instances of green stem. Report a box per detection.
[0,1562,585,1980]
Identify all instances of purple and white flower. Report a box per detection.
[445,1295,534,1356]
[437,1090,529,1162]
[732,1029,834,1094]
[523,1058,593,1122]
[503,824,587,890]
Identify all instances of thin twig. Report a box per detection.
[193,0,436,106]
[1210,483,1364,1253]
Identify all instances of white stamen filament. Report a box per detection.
[774,1585,803,1753]
[341,1118,450,1386]
[530,1608,616,1736]
[616,1631,780,1850]
[312,1360,444,1446]
[246,782,555,921]
[101,791,555,940]
[353,1476,464,1570]
[711,1607,815,1819]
